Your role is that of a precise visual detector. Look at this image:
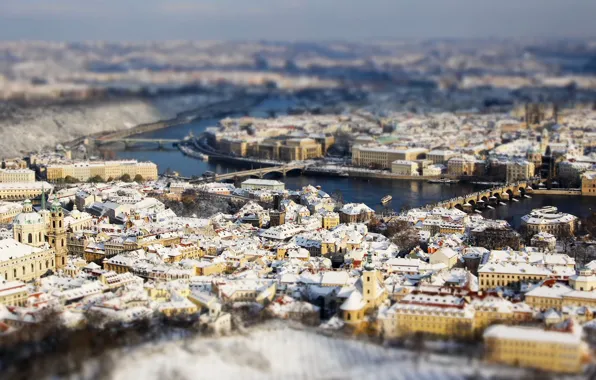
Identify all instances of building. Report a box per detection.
[581,171,596,196]
[530,232,556,251]
[340,255,387,327]
[447,156,484,177]
[45,160,158,182]
[0,182,53,201]
[240,179,285,191]
[506,160,535,183]
[339,203,374,224]
[0,201,23,223]
[351,145,427,169]
[13,199,46,248]
[478,263,550,291]
[0,168,35,183]
[0,238,56,281]
[558,161,592,187]
[521,206,577,238]
[484,325,587,374]
[0,277,28,306]
[429,247,459,269]
[47,199,68,270]
[321,211,340,230]
[391,160,418,176]
[427,150,459,165]
[269,210,286,227]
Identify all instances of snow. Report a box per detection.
[90,323,524,380]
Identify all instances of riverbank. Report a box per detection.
[531,189,582,195]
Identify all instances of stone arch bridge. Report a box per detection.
[436,181,538,211]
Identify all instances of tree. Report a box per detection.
[387,220,420,254]
[330,189,344,210]
[64,175,78,184]
[582,212,596,238]
[87,175,105,183]
[107,176,114,182]
[134,174,144,183]
[120,174,132,182]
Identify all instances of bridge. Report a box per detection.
[433,181,537,211]
[190,164,307,183]
[95,138,183,149]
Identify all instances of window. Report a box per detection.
[28,233,32,244]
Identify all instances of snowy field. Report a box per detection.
[76,322,538,380]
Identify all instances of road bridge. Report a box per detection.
[95,138,182,149]
[191,164,307,183]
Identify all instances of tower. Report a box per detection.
[47,199,67,270]
[361,253,383,307]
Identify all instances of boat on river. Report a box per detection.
[427,178,459,184]
[381,195,392,205]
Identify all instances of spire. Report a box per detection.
[364,252,374,271]
[41,183,46,210]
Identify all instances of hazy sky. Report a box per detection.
[1,0,595,41]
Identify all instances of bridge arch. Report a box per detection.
[481,196,489,204]
[468,200,476,208]
[454,203,464,211]
[506,189,514,199]
[519,187,526,196]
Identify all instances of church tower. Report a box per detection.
[47,199,67,270]
[362,253,383,307]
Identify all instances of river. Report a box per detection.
[116,97,596,228]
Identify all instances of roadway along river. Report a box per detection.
[116,99,596,228]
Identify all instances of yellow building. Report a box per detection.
[525,281,596,311]
[478,263,550,291]
[447,156,483,177]
[352,145,427,169]
[0,182,53,201]
[194,261,225,276]
[484,325,588,374]
[391,160,418,175]
[321,211,340,230]
[0,238,56,282]
[45,160,158,182]
[0,278,29,306]
[581,171,596,196]
[340,255,387,326]
[0,201,23,223]
[0,169,35,183]
[389,294,475,339]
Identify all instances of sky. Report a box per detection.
[0,0,595,41]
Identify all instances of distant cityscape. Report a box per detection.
[2,37,596,379]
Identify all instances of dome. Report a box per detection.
[13,211,44,225]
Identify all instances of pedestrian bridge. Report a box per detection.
[435,181,537,210]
